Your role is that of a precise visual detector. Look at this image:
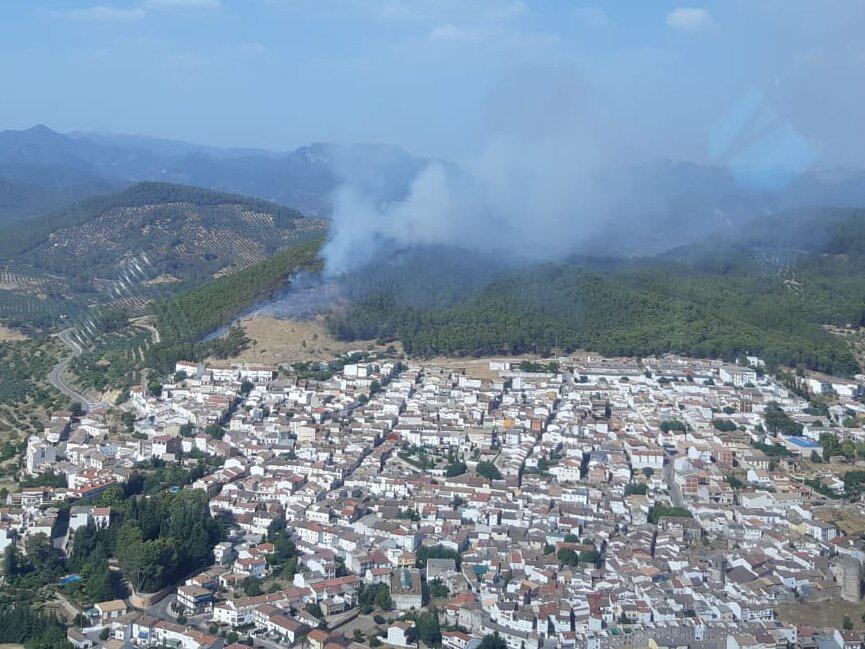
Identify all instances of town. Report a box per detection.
[7,350,865,649]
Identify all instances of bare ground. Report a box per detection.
[777,599,865,630]
[219,315,399,364]
[421,355,550,380]
[814,504,865,536]
[0,325,26,342]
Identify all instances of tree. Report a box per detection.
[843,615,854,630]
[445,461,467,477]
[24,533,59,573]
[85,560,126,602]
[642,467,654,478]
[412,607,441,646]
[479,633,507,649]
[121,411,135,432]
[476,461,502,481]
[821,433,843,460]
[429,579,449,598]
[267,516,287,540]
[763,401,803,436]
[147,379,163,398]
[557,548,579,566]
[242,577,261,596]
[416,545,461,569]
[3,543,20,577]
[375,587,393,611]
[204,423,224,439]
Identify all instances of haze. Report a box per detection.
[2,0,864,168]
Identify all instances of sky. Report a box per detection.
[1,0,864,166]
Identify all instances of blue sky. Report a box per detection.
[2,1,863,166]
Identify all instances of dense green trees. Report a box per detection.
[404,607,441,646]
[147,236,323,373]
[476,461,502,481]
[479,633,507,649]
[648,506,692,524]
[763,402,804,436]
[557,546,599,566]
[0,605,71,649]
[445,461,467,477]
[0,339,63,408]
[415,545,461,570]
[117,490,221,592]
[357,582,393,613]
[327,218,865,376]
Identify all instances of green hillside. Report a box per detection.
[328,209,865,376]
[146,236,325,373]
[0,182,328,331]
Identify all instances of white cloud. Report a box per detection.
[63,5,146,22]
[666,7,715,32]
[145,0,221,8]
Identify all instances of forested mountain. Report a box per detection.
[6,124,865,244]
[147,236,324,373]
[1,181,326,279]
[0,125,431,217]
[0,182,327,330]
[327,208,865,376]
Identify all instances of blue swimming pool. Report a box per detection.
[785,436,820,448]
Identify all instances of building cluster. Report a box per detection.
[8,353,865,649]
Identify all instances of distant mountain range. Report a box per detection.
[0,124,429,221]
[5,124,865,255]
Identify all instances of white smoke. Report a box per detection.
[321,69,614,276]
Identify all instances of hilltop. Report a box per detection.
[0,125,431,219]
[0,182,327,329]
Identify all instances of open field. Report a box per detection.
[814,504,865,536]
[423,355,554,380]
[0,325,25,342]
[222,315,398,364]
[777,599,865,630]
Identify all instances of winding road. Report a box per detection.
[49,327,106,412]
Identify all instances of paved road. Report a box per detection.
[130,317,161,343]
[146,593,177,621]
[663,454,686,508]
[49,328,107,412]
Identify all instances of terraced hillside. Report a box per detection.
[0,182,328,329]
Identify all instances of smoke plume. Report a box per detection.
[321,69,613,276]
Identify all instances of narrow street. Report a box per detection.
[663,453,686,508]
